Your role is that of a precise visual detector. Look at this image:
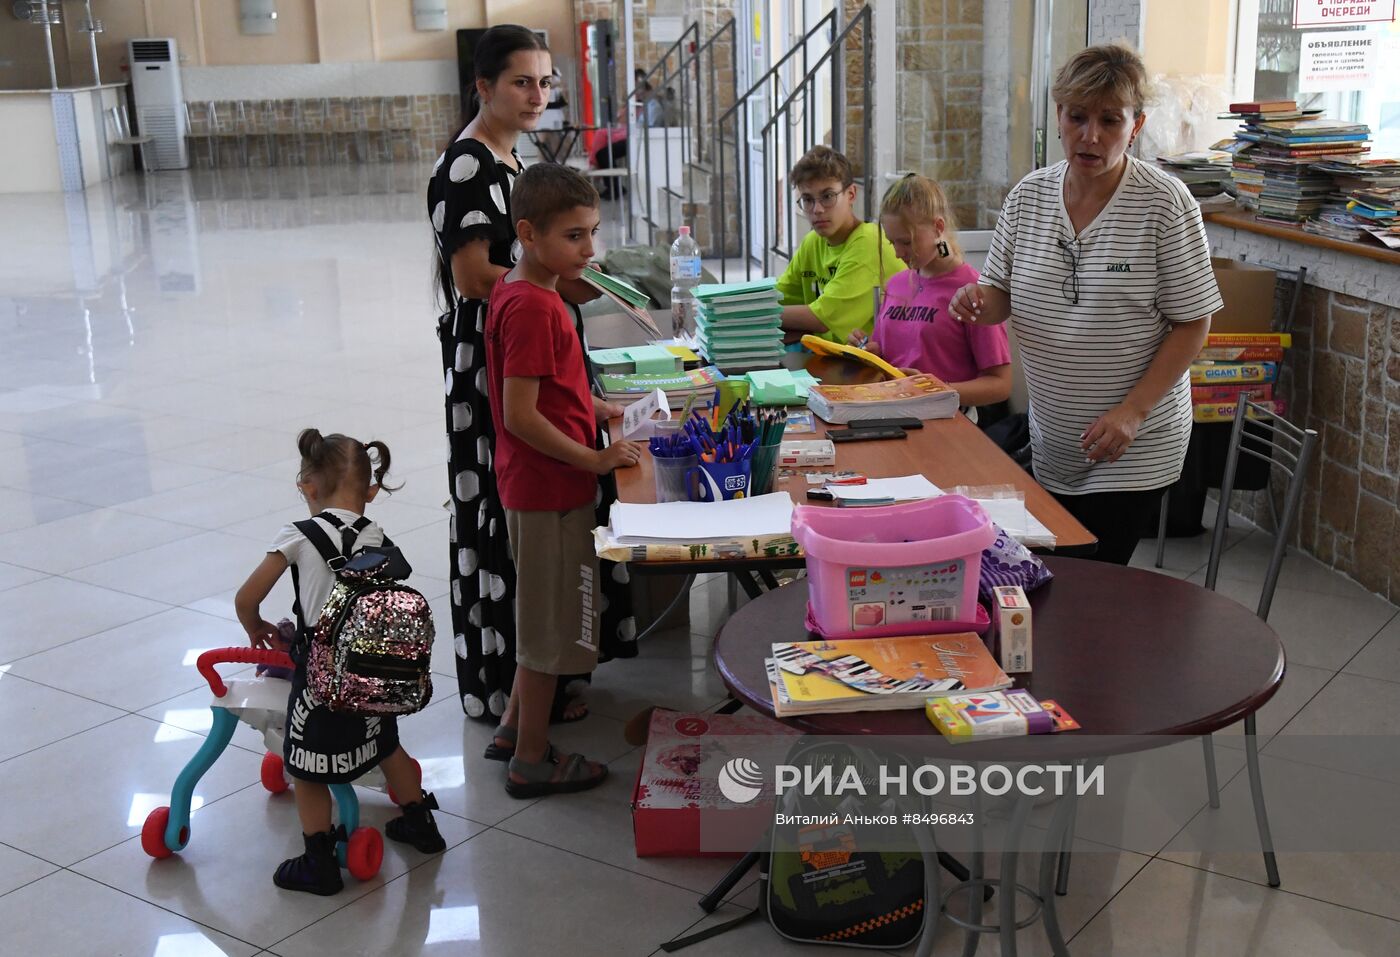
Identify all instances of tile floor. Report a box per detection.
[1,166,1398,956]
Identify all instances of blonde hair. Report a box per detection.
[1051,42,1150,114]
[877,173,961,282]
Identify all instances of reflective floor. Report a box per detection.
[1,167,1398,956]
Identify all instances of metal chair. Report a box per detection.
[1154,264,1308,569]
[106,104,154,171]
[1197,395,1316,889]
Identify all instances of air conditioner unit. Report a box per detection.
[127,38,188,170]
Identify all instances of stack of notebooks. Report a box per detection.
[764,633,1012,717]
[807,374,960,424]
[581,268,660,336]
[1156,150,1235,201]
[597,366,725,406]
[692,279,786,373]
[1190,332,1289,422]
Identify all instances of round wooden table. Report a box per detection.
[711,557,1286,955]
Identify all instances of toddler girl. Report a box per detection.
[854,174,1013,411]
[235,428,445,896]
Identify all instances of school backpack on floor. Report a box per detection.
[663,741,931,952]
[291,512,434,716]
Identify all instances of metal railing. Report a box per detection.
[711,6,873,280]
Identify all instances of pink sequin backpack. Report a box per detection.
[290,512,434,716]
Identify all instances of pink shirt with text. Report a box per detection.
[873,263,1011,384]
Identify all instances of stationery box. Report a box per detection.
[779,439,836,467]
[632,709,798,858]
[992,585,1032,673]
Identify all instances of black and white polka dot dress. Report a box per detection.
[428,135,638,722]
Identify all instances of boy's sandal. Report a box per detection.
[483,724,517,762]
[505,744,609,799]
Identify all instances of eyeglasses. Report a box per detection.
[1057,236,1083,305]
[795,189,846,212]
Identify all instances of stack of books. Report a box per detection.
[588,344,700,375]
[1222,101,1371,223]
[1306,158,1400,247]
[691,279,786,373]
[764,633,1013,717]
[1190,333,1290,422]
[1157,150,1235,201]
[807,374,960,424]
[596,366,726,406]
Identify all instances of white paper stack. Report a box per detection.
[607,492,795,544]
[692,278,786,373]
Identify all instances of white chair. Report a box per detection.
[106,104,154,171]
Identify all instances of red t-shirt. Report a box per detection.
[485,275,598,511]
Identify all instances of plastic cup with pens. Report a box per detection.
[650,423,697,503]
[748,408,789,496]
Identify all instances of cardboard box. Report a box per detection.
[632,709,799,858]
[1210,258,1276,334]
[992,585,1032,674]
[778,439,836,467]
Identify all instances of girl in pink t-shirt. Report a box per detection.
[851,174,1012,409]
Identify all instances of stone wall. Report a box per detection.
[894,0,986,228]
[1228,283,1400,603]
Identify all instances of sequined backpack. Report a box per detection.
[290,512,434,716]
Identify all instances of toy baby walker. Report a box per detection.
[141,645,416,881]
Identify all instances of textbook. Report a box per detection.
[589,345,683,375]
[765,633,1012,717]
[1191,383,1274,404]
[598,367,725,403]
[925,691,1080,743]
[1189,362,1277,385]
[582,266,649,308]
[1196,346,1284,362]
[807,374,959,423]
[1194,399,1287,423]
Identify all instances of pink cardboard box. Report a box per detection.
[631,709,799,858]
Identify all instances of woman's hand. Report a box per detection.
[948,283,985,323]
[1081,404,1146,464]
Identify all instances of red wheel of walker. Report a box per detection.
[141,806,180,859]
[345,827,383,880]
[260,751,289,794]
[386,758,423,805]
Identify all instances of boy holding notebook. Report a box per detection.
[776,146,898,345]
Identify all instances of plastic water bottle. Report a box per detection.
[669,225,702,336]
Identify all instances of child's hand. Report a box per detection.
[948,283,985,323]
[595,400,626,423]
[594,441,643,474]
[898,367,920,377]
[246,619,281,650]
[847,328,868,348]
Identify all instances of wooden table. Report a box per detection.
[712,558,1286,955]
[585,301,1097,569]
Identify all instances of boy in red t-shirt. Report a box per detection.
[484,163,643,798]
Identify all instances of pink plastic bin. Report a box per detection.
[791,495,995,640]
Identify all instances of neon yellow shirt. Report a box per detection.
[774,221,899,343]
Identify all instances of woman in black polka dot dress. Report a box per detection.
[428,26,638,726]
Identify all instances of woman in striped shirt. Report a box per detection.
[950,43,1223,564]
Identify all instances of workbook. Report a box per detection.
[764,632,1012,716]
[807,374,959,423]
[925,691,1080,742]
[598,367,725,403]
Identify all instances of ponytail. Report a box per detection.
[879,172,963,259]
[295,429,398,497]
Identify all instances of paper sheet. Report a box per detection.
[622,388,670,439]
[825,475,943,502]
[972,497,1057,548]
[609,492,795,543]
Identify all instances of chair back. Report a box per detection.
[106,104,130,140]
[1204,396,1319,620]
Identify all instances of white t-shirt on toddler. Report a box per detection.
[268,508,386,623]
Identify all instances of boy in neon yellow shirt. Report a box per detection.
[776,146,898,344]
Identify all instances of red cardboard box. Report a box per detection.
[631,708,799,858]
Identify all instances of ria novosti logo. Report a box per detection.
[717,757,765,804]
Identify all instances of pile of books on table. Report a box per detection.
[806,374,960,423]
[1222,100,1371,223]
[1157,150,1235,203]
[691,279,785,373]
[1305,157,1400,248]
[1190,332,1289,423]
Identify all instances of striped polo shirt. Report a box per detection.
[980,156,1223,495]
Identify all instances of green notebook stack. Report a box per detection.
[581,268,650,309]
[692,278,785,373]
